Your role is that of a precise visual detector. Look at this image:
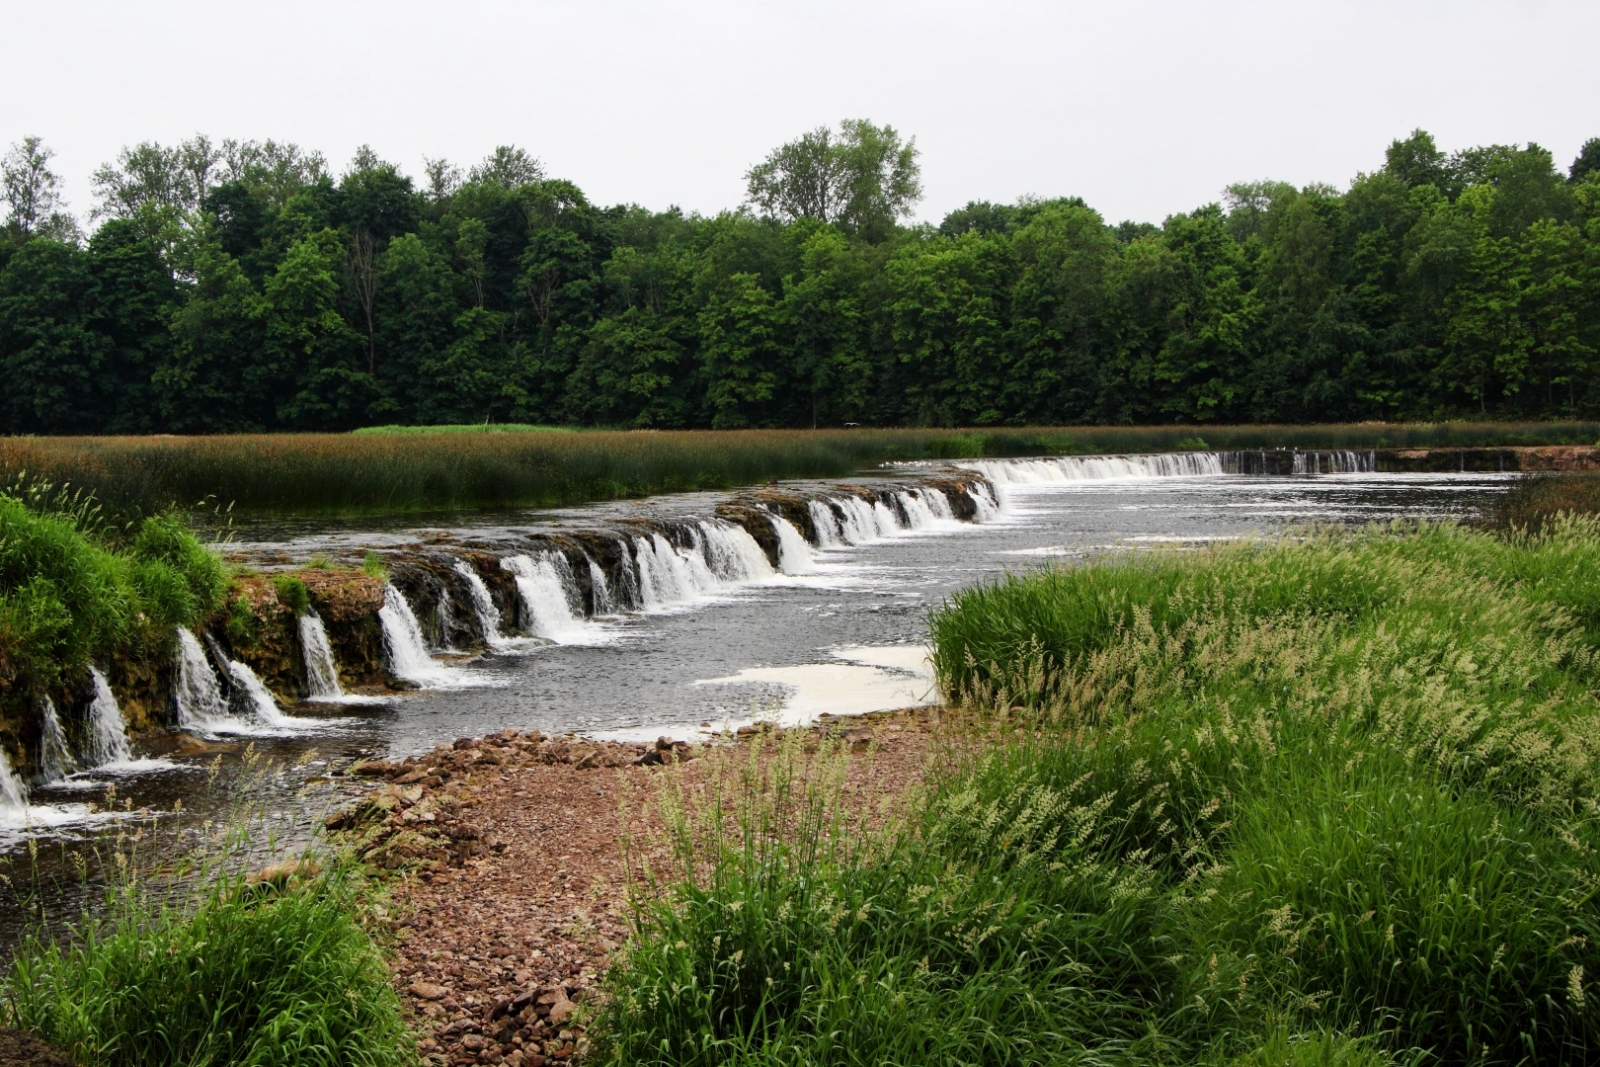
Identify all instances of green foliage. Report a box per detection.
[605,523,1600,1064]
[6,127,1600,434]
[361,552,388,582]
[271,574,310,616]
[0,491,223,694]
[2,861,414,1067]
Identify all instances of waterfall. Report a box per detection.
[697,521,774,582]
[808,501,843,548]
[768,515,816,574]
[433,587,456,651]
[38,697,77,783]
[453,559,506,643]
[0,746,26,814]
[502,554,593,642]
[175,628,230,731]
[228,660,293,727]
[967,481,1001,522]
[86,667,132,767]
[960,452,1224,484]
[299,612,346,699]
[586,557,614,615]
[920,488,956,522]
[380,582,467,686]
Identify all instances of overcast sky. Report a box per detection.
[6,0,1598,227]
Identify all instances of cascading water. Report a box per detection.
[586,557,614,615]
[380,582,462,685]
[86,667,133,767]
[768,515,816,574]
[37,698,77,783]
[961,452,1225,484]
[453,559,506,643]
[228,660,294,727]
[175,629,230,731]
[299,612,346,699]
[0,747,27,814]
[1289,450,1376,475]
[433,588,456,651]
[502,554,594,642]
[698,521,774,582]
[808,501,843,548]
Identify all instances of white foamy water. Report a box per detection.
[175,629,234,733]
[960,451,1225,485]
[86,667,133,767]
[502,554,603,643]
[454,559,509,643]
[37,697,77,783]
[380,583,493,688]
[769,515,817,574]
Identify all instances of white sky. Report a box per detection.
[5,0,1597,227]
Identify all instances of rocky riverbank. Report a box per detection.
[326,709,941,1067]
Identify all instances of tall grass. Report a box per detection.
[3,422,1595,518]
[2,857,413,1067]
[603,521,1600,1065]
[0,488,226,702]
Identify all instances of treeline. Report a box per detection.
[2,125,1598,433]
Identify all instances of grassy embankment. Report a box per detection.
[2,421,1596,519]
[0,483,226,738]
[598,516,1600,1065]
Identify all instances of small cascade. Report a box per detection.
[586,557,614,615]
[1287,450,1376,475]
[433,587,456,651]
[299,612,346,699]
[808,500,843,548]
[86,667,133,767]
[961,452,1225,484]
[228,660,293,727]
[0,746,27,814]
[379,582,464,686]
[174,628,229,731]
[453,559,507,643]
[503,554,593,642]
[697,521,774,583]
[768,515,816,574]
[38,697,77,783]
[967,481,1001,521]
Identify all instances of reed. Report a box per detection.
[2,421,1595,519]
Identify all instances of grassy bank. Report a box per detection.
[2,422,1597,519]
[3,857,412,1066]
[602,520,1600,1064]
[0,484,226,752]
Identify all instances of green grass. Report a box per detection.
[2,422,1595,519]
[600,521,1600,1065]
[2,858,414,1067]
[1490,472,1600,533]
[0,486,226,703]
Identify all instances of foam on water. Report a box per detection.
[380,583,494,688]
[502,554,601,643]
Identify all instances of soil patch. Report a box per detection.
[0,1030,75,1067]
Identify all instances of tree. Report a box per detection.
[2,137,75,242]
[1571,139,1600,184]
[745,120,921,238]
[469,146,544,189]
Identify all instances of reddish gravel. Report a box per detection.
[342,709,941,1066]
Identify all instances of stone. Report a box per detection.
[545,996,575,1027]
[409,981,448,1001]
[460,1033,487,1051]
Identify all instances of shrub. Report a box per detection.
[271,575,311,617]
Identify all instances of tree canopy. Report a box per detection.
[2,124,1599,433]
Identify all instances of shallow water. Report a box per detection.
[0,463,1515,943]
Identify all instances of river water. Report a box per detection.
[0,458,1516,941]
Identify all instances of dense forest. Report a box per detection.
[2,123,1598,433]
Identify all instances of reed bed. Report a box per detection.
[602,520,1600,1065]
[2,422,1596,519]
